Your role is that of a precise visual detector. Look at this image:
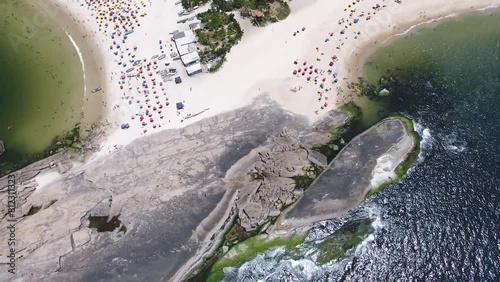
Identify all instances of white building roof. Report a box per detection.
[174,31,196,46]
[181,51,200,66]
[177,43,197,56]
[186,62,202,75]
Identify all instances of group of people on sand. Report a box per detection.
[289,0,388,115]
[82,0,188,134]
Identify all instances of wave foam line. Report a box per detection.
[64,29,86,97]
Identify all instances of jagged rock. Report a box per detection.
[56,161,73,174]
[307,150,328,168]
[269,210,281,217]
[72,228,91,247]
[0,140,4,155]
[0,96,351,281]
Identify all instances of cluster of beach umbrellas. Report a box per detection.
[84,0,146,37]
[84,0,184,133]
[287,0,391,115]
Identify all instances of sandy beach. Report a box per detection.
[2,0,500,280]
[39,0,497,160]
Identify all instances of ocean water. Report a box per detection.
[0,1,84,163]
[223,11,500,281]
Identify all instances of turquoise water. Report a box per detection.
[0,1,84,168]
[224,10,500,281]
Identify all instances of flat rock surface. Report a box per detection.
[281,118,415,227]
[0,96,315,281]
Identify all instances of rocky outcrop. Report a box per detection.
[281,118,416,227]
[0,95,330,282]
[0,140,4,155]
[233,129,320,232]
[307,149,328,168]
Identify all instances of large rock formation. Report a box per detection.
[281,118,416,227]
[0,140,5,156]
[0,96,349,282]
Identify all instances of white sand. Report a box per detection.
[52,0,498,160]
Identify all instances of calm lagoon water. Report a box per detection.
[223,11,500,282]
[0,1,84,164]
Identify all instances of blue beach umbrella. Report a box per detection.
[340,29,345,34]
[333,72,339,77]
[334,78,339,83]
[354,18,359,23]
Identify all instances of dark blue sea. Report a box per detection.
[221,10,500,282]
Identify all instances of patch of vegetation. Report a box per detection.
[314,219,373,264]
[207,231,309,282]
[348,77,380,100]
[196,10,243,72]
[329,127,342,142]
[339,101,362,121]
[248,171,264,181]
[181,0,211,10]
[313,102,363,163]
[185,213,240,282]
[365,115,420,198]
[0,124,83,177]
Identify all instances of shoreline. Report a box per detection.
[344,1,500,89]
[0,1,500,280]
[27,0,106,135]
[54,0,499,162]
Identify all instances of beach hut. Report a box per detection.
[181,51,200,66]
[176,102,184,110]
[186,62,202,76]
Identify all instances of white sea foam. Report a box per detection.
[478,2,500,10]
[443,132,467,154]
[414,121,433,161]
[64,30,86,97]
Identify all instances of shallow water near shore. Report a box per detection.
[225,11,500,281]
[0,1,85,164]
